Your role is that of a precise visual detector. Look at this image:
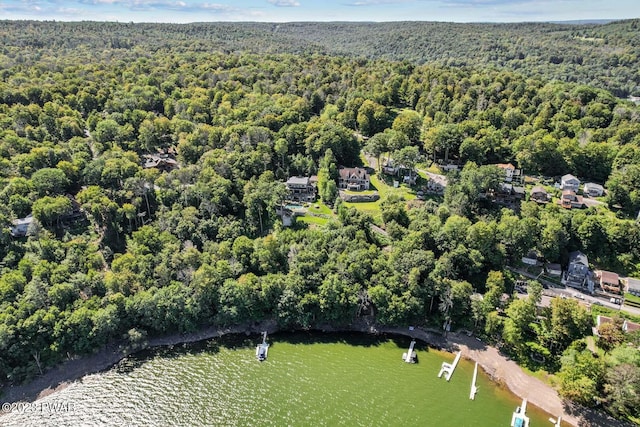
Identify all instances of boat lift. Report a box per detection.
[402,340,417,363]
[437,351,461,381]
[256,331,269,361]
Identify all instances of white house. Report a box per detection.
[583,182,604,197]
[10,214,34,237]
[561,174,580,192]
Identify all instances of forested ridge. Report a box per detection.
[0,19,639,96]
[0,19,640,422]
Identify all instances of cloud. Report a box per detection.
[345,0,414,6]
[267,0,301,6]
[74,0,235,13]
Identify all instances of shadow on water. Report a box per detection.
[110,330,441,375]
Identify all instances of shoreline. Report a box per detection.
[0,320,632,427]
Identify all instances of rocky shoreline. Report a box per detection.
[1,320,633,427]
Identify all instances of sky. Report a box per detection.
[1,0,639,24]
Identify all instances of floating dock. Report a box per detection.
[469,361,479,400]
[437,351,461,381]
[402,340,417,363]
[510,398,530,427]
[256,331,269,361]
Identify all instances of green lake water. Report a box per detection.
[1,332,559,426]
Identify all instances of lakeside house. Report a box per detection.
[583,182,604,197]
[285,176,316,202]
[561,174,580,192]
[596,270,621,294]
[338,166,370,191]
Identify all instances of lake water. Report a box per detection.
[1,332,557,426]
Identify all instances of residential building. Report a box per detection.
[583,182,604,197]
[625,277,640,297]
[142,153,179,172]
[10,214,34,237]
[561,190,584,209]
[545,263,562,277]
[338,167,370,191]
[494,183,525,208]
[596,270,621,294]
[522,250,542,266]
[425,172,448,195]
[562,251,591,288]
[530,186,550,204]
[285,176,316,202]
[561,174,580,191]
[495,163,523,184]
[595,315,640,335]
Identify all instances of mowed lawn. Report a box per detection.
[343,173,417,223]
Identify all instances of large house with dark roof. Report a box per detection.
[562,251,592,290]
[285,176,316,202]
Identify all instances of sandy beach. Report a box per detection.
[1,320,633,427]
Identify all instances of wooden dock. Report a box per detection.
[469,361,478,399]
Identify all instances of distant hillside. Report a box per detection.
[0,19,638,96]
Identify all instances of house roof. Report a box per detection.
[561,174,579,183]
[562,189,576,196]
[546,263,562,271]
[12,214,33,226]
[496,163,516,170]
[626,277,640,292]
[584,182,604,189]
[530,186,547,195]
[569,251,588,266]
[513,186,525,195]
[286,176,310,186]
[338,166,369,180]
[426,172,448,186]
[598,270,619,285]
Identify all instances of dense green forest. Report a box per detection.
[0,20,640,422]
[0,19,639,96]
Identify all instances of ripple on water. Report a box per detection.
[0,332,556,427]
